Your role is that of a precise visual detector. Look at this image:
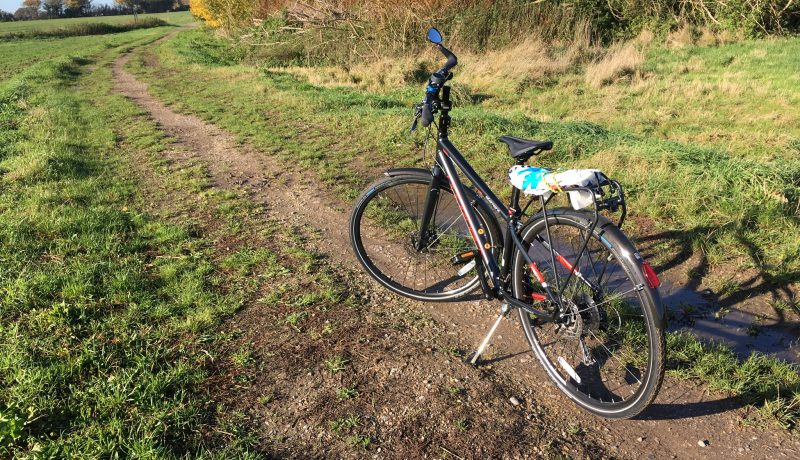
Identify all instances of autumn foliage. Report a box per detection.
[189,0,220,27]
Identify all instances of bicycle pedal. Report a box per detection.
[450,251,476,265]
[457,260,476,277]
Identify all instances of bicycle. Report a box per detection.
[349,28,666,419]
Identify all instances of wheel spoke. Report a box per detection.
[512,215,663,417]
[352,176,493,300]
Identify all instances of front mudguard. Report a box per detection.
[384,167,431,177]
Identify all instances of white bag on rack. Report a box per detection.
[508,166,604,210]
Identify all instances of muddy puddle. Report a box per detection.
[661,281,800,364]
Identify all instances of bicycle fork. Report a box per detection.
[415,165,443,251]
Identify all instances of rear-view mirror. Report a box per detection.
[427,28,443,44]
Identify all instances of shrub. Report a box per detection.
[0,18,169,39]
[605,0,800,36]
[189,0,220,28]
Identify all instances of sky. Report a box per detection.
[1,0,115,12]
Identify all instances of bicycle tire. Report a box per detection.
[511,208,665,419]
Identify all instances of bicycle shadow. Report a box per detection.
[636,391,744,421]
[632,222,799,361]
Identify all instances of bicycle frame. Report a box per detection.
[415,91,626,321]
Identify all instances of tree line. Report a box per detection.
[1,0,189,21]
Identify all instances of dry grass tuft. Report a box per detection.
[462,38,571,89]
[698,27,720,47]
[585,43,644,88]
[636,29,655,47]
[460,24,594,92]
[277,29,598,95]
[276,56,434,91]
[667,25,695,48]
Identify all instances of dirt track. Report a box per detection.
[112,35,800,459]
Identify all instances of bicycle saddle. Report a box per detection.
[499,136,553,162]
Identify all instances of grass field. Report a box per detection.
[0,11,193,34]
[0,19,270,456]
[1,11,799,456]
[0,12,191,80]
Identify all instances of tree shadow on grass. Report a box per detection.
[630,221,799,422]
[633,221,799,344]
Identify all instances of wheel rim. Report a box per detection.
[516,218,656,412]
[353,178,485,299]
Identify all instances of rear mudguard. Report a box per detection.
[520,208,667,325]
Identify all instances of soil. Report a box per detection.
[111,35,800,459]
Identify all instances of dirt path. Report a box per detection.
[112,43,799,459]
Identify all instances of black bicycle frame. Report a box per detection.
[414,91,617,321]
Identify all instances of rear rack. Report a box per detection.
[520,174,627,229]
[590,176,627,229]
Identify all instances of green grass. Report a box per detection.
[124,27,800,430]
[0,21,292,456]
[513,37,800,160]
[0,53,217,456]
[0,11,192,34]
[667,333,799,429]
[324,355,351,374]
[329,415,360,433]
[0,24,176,81]
[336,386,359,400]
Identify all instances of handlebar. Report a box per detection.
[409,39,458,131]
[436,43,458,75]
[418,44,458,128]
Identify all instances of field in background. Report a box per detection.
[0,12,191,80]
[0,11,193,35]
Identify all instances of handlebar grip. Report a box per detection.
[421,103,434,127]
[438,44,458,73]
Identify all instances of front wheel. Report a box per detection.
[350,172,500,302]
[512,209,665,419]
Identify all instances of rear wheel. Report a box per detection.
[350,172,499,301]
[512,209,665,419]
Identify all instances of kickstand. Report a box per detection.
[470,303,511,365]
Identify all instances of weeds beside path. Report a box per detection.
[111,29,800,458]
